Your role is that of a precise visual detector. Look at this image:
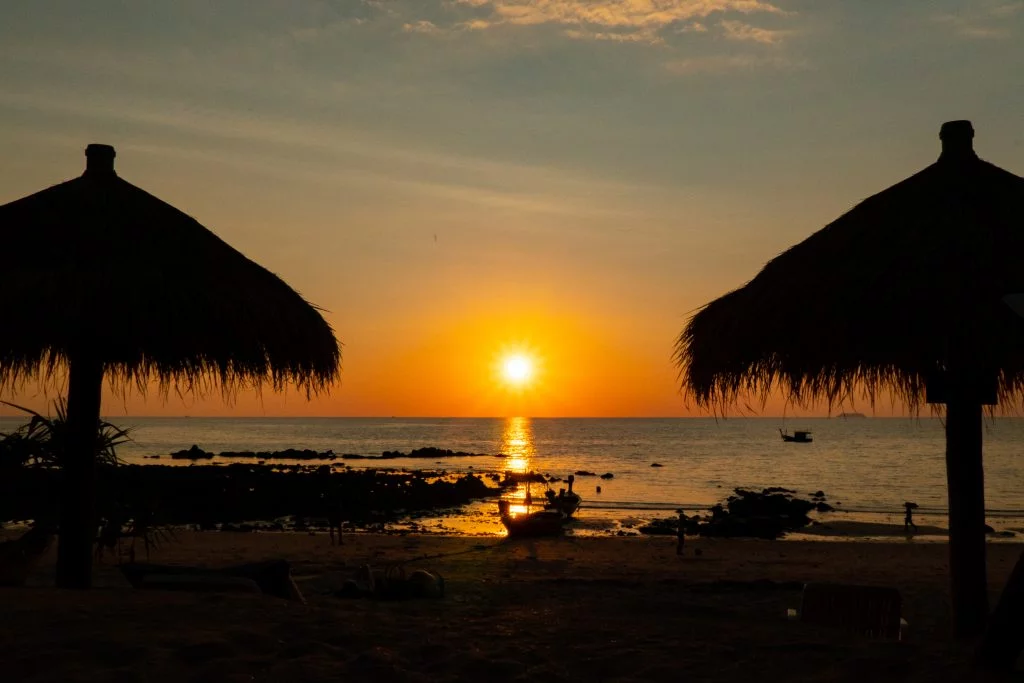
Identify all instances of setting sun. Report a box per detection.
[501,354,534,386]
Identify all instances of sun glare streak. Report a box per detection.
[502,416,534,473]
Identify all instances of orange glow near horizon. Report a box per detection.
[0,306,924,419]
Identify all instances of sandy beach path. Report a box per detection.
[2,532,1023,682]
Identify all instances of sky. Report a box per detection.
[1,0,1023,418]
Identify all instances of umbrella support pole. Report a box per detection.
[945,398,988,637]
[55,355,103,589]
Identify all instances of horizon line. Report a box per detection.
[0,414,944,420]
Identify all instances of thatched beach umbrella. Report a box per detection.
[0,144,341,588]
[675,121,1024,637]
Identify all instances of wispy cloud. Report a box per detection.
[958,25,1011,38]
[990,2,1023,17]
[933,1,1021,39]
[0,89,664,219]
[563,27,665,45]
[719,19,787,44]
[442,0,785,42]
[664,52,801,75]
[403,20,443,35]
[453,0,783,26]
[678,22,709,33]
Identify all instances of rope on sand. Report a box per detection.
[393,534,585,567]
[392,542,500,566]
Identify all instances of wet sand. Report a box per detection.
[2,532,1023,682]
[796,520,950,538]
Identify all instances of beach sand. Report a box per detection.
[796,520,951,538]
[2,531,1023,682]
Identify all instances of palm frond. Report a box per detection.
[0,399,130,467]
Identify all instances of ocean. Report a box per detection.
[4,416,1024,537]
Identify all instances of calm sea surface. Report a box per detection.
[4,416,1024,535]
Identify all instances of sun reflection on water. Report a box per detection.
[501,416,535,474]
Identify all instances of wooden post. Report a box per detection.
[55,354,104,589]
[945,398,989,637]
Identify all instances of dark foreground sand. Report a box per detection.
[2,532,1024,682]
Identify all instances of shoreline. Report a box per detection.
[3,435,1021,542]
[4,461,1022,542]
[8,513,1021,545]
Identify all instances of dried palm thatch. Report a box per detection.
[0,145,340,396]
[0,144,341,590]
[675,121,1024,638]
[676,121,1024,412]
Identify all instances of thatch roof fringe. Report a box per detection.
[0,145,341,398]
[675,128,1024,414]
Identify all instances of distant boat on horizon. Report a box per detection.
[780,429,813,443]
[835,412,867,419]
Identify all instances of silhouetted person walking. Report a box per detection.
[904,502,918,534]
[676,510,687,555]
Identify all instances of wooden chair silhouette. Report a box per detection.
[797,583,904,639]
[0,526,53,586]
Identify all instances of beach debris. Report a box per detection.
[337,564,444,600]
[377,447,487,459]
[639,514,701,537]
[170,445,336,461]
[229,448,334,460]
[651,463,663,467]
[95,503,174,564]
[170,445,214,460]
[600,473,615,480]
[167,446,492,461]
[1,464,500,530]
[0,526,53,587]
[121,559,305,603]
[406,569,445,598]
[640,488,827,540]
[574,470,597,476]
[501,471,548,485]
[699,488,819,539]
